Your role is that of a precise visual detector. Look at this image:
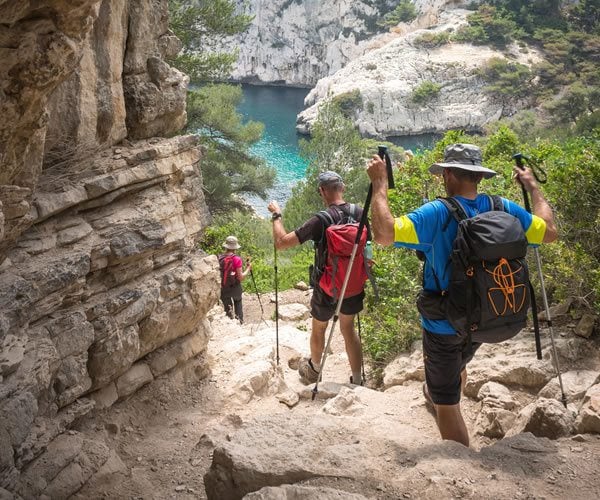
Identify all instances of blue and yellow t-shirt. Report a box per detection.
[394,194,547,335]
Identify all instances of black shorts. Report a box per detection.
[422,329,481,405]
[310,284,364,321]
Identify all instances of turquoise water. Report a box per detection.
[237,84,440,216]
[237,85,310,216]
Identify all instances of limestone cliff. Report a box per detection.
[225,0,397,86]
[0,1,218,496]
[224,0,539,138]
[297,2,542,137]
[226,0,470,87]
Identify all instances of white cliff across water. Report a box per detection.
[297,6,543,137]
[226,0,466,86]
[225,0,396,86]
[223,1,542,138]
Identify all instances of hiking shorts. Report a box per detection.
[422,329,481,406]
[310,284,364,322]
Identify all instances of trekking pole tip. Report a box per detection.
[311,387,317,401]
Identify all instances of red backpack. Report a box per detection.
[315,205,373,300]
[218,254,238,288]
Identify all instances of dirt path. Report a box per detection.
[72,289,600,499]
[72,289,325,499]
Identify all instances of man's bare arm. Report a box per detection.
[513,166,558,243]
[267,200,300,250]
[367,155,395,246]
[272,218,300,249]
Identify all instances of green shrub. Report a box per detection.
[452,5,522,47]
[378,1,418,28]
[331,89,363,118]
[410,81,442,104]
[414,31,451,49]
[361,247,421,367]
[477,58,534,100]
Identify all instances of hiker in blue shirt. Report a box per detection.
[366,143,557,447]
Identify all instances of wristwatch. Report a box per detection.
[271,212,282,220]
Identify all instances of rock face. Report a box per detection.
[296,3,542,137]
[226,0,467,87]
[0,1,217,496]
[224,0,395,86]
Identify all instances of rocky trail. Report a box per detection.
[65,289,600,499]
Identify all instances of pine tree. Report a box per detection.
[168,1,275,212]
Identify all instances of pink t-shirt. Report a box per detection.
[230,255,243,270]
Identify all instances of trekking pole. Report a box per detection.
[513,153,567,408]
[312,145,394,399]
[357,313,366,384]
[273,241,280,365]
[249,266,269,328]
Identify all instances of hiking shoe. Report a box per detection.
[423,382,436,415]
[298,357,320,384]
[349,376,364,386]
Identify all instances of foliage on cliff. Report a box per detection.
[455,1,599,134]
[378,1,417,27]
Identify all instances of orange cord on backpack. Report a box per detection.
[485,258,527,316]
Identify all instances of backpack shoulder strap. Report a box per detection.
[315,209,335,228]
[487,194,505,212]
[348,203,358,222]
[437,197,468,231]
[314,210,336,255]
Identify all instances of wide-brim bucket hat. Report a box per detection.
[429,143,497,179]
[223,235,241,250]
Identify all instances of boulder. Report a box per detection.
[574,314,597,339]
[475,408,517,439]
[277,304,310,322]
[322,387,366,416]
[538,298,573,321]
[507,398,575,439]
[477,382,517,409]
[382,351,424,389]
[538,370,600,403]
[244,485,368,499]
[463,334,555,397]
[574,384,600,434]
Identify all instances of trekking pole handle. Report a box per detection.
[378,145,395,190]
[513,153,532,214]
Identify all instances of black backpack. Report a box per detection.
[417,195,530,343]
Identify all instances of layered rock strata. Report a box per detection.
[0,0,217,496]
